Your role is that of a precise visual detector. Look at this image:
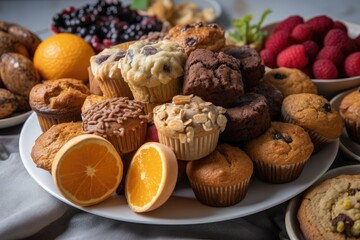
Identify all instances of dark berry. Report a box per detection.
[141,46,158,56]
[322,103,331,112]
[273,73,287,79]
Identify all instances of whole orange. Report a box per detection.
[33,33,95,81]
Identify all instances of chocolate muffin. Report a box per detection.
[248,80,284,120]
[182,49,244,108]
[223,46,265,89]
[221,93,271,142]
[0,88,18,118]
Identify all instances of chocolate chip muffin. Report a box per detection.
[182,49,244,108]
[248,80,284,120]
[0,88,18,118]
[298,174,360,240]
[245,121,313,183]
[220,93,271,142]
[223,46,265,89]
[166,22,225,55]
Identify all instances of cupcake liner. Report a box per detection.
[253,158,308,183]
[344,119,360,144]
[88,66,102,96]
[158,130,219,161]
[188,179,250,207]
[141,102,162,115]
[131,79,180,103]
[35,111,82,132]
[100,77,133,99]
[107,122,147,155]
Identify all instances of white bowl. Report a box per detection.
[261,20,360,99]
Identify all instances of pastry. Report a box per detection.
[0,88,18,118]
[339,88,360,143]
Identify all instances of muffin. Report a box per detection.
[31,122,84,171]
[166,22,225,55]
[282,93,343,149]
[87,66,102,95]
[223,46,265,89]
[245,121,314,183]
[186,144,253,207]
[139,31,167,42]
[0,88,18,118]
[29,78,90,132]
[263,67,317,97]
[220,93,271,143]
[298,174,360,240]
[81,94,108,117]
[182,48,244,108]
[119,40,187,114]
[153,94,227,160]
[82,97,148,155]
[339,88,360,143]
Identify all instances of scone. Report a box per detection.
[31,122,84,171]
[29,78,90,132]
[263,67,317,97]
[298,174,360,240]
[182,49,244,108]
[153,94,227,160]
[166,22,225,55]
[339,88,360,143]
[0,88,18,118]
[245,121,313,183]
[186,144,253,207]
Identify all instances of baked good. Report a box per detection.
[282,93,343,149]
[339,88,360,143]
[87,66,102,95]
[153,94,227,160]
[0,88,18,118]
[82,97,148,155]
[166,22,225,55]
[220,93,271,142]
[246,121,313,183]
[298,174,360,240]
[186,144,253,207]
[14,93,31,111]
[139,31,167,42]
[81,94,107,117]
[248,80,284,120]
[223,46,265,89]
[119,40,186,114]
[31,122,84,171]
[263,67,317,97]
[182,49,244,108]
[29,78,90,132]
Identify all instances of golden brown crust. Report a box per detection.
[339,89,360,124]
[81,95,107,116]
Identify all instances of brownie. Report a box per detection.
[182,49,244,108]
[220,93,271,142]
[223,46,265,89]
[248,80,284,120]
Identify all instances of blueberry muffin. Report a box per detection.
[0,88,18,118]
[245,121,313,183]
[263,67,317,97]
[220,93,271,143]
[186,144,253,207]
[298,174,360,240]
[153,94,227,161]
[339,88,360,143]
[182,49,244,108]
[223,46,265,89]
[166,22,225,55]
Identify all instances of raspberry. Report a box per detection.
[277,44,308,68]
[316,46,344,65]
[291,24,313,43]
[273,15,304,33]
[344,52,360,77]
[324,29,357,55]
[305,15,334,42]
[312,59,338,79]
[260,49,277,68]
[333,21,347,32]
[302,40,319,61]
[145,125,159,143]
[264,31,292,54]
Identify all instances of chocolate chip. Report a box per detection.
[163,64,170,73]
[186,37,197,47]
[322,103,331,112]
[113,51,126,61]
[95,55,110,64]
[127,49,134,64]
[208,23,218,29]
[181,24,194,32]
[273,73,287,79]
[348,188,357,196]
[141,45,158,56]
[195,22,204,28]
[274,132,292,143]
[331,213,354,228]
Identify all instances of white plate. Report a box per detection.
[0,111,32,129]
[285,165,360,240]
[330,88,360,161]
[19,113,338,225]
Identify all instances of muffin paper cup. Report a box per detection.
[131,79,180,103]
[141,102,162,115]
[188,179,250,207]
[100,77,133,99]
[344,119,360,144]
[158,130,219,161]
[88,66,102,96]
[35,111,82,132]
[253,158,308,184]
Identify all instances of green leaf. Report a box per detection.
[130,0,149,10]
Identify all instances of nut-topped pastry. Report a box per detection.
[153,94,227,160]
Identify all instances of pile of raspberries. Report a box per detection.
[260,15,360,79]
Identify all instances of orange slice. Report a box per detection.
[125,142,178,212]
[52,134,123,206]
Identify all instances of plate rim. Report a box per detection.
[0,110,32,129]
